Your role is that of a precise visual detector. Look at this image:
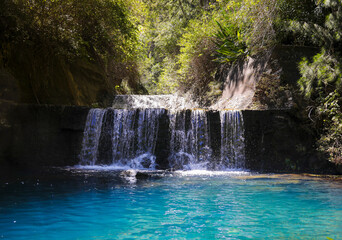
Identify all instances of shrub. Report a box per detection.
[177,14,219,104]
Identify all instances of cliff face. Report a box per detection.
[0,45,338,173]
[1,52,113,106]
[212,56,269,110]
[1,47,146,107]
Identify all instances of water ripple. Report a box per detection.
[0,172,342,239]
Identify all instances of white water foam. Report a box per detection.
[112,94,198,109]
[76,153,157,170]
[174,170,250,176]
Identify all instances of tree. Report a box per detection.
[291,0,342,164]
[0,0,141,105]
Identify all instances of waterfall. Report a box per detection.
[79,109,106,165]
[109,108,163,169]
[220,111,245,169]
[79,108,163,169]
[79,108,246,170]
[168,110,212,170]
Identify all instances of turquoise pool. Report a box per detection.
[1,170,341,239]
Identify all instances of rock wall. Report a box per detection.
[242,110,338,173]
[212,56,269,110]
[212,46,318,110]
[0,102,89,170]
[0,103,339,174]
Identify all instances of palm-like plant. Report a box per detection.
[213,22,248,63]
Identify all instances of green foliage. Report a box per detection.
[137,0,286,99]
[177,12,217,79]
[317,91,342,165]
[218,0,280,53]
[298,51,341,99]
[177,13,219,104]
[293,0,342,164]
[3,0,333,107]
[1,0,137,61]
[0,0,142,104]
[175,0,285,104]
[279,0,321,21]
[157,57,179,94]
[213,22,247,63]
[275,0,325,45]
[137,0,208,94]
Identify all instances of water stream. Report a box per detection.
[79,108,245,170]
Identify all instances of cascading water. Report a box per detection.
[79,107,246,170]
[168,110,212,170]
[110,108,163,169]
[219,110,245,169]
[79,108,164,169]
[79,109,106,165]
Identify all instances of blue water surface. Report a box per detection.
[0,170,342,239]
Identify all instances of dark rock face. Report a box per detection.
[154,111,170,169]
[97,109,114,165]
[0,70,20,102]
[207,111,221,168]
[242,110,338,174]
[0,103,89,169]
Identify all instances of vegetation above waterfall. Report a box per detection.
[136,0,341,165]
[137,0,281,103]
[1,0,317,104]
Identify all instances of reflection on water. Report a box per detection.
[1,169,342,240]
